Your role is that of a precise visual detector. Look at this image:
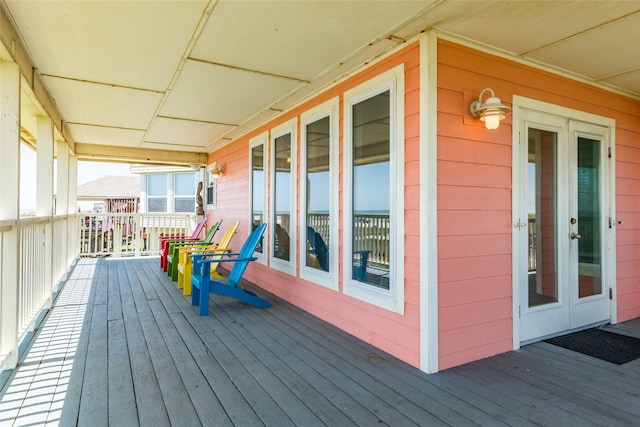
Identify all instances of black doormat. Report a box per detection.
[545,328,640,365]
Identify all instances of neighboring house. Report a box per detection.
[77,175,140,213]
[130,165,214,214]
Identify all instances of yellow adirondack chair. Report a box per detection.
[177,220,239,296]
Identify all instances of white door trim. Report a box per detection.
[512,95,617,349]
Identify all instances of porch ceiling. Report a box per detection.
[1,0,638,164]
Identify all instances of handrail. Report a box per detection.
[0,219,16,232]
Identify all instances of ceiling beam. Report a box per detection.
[75,143,208,167]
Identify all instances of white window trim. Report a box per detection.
[269,118,297,276]
[342,64,405,314]
[249,132,269,265]
[300,97,339,290]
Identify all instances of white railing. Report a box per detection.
[79,213,197,257]
[1,215,78,372]
[308,213,390,268]
[18,217,51,338]
[1,212,196,373]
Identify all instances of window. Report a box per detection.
[145,171,197,213]
[147,174,167,212]
[300,98,338,289]
[206,172,216,207]
[270,119,297,274]
[174,173,195,213]
[343,65,404,313]
[250,133,268,261]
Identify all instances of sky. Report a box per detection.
[20,144,136,212]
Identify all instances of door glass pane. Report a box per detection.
[305,116,330,272]
[251,144,264,253]
[528,128,558,307]
[273,133,291,261]
[352,91,390,289]
[577,137,602,297]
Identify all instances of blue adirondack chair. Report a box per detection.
[190,223,269,315]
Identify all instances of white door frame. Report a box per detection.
[511,96,617,349]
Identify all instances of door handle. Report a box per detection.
[570,232,581,240]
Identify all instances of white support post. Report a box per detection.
[36,117,54,217]
[56,142,69,216]
[68,154,77,215]
[37,117,54,307]
[0,61,21,370]
[67,155,78,264]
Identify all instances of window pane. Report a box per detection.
[352,91,390,289]
[306,116,330,272]
[251,144,264,253]
[528,128,558,307]
[174,173,195,196]
[175,197,195,213]
[148,174,167,196]
[148,197,167,212]
[207,173,216,205]
[577,137,602,298]
[274,133,291,261]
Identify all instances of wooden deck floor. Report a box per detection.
[2,257,640,426]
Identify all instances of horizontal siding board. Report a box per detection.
[439,318,513,357]
[439,185,511,210]
[438,160,511,188]
[439,276,512,307]
[438,234,511,259]
[438,210,511,236]
[438,135,512,166]
[438,254,511,283]
[439,298,512,332]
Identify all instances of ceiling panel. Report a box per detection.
[67,123,145,147]
[602,69,640,95]
[193,0,429,81]
[43,76,163,130]
[159,59,304,125]
[527,13,640,81]
[427,1,640,56]
[146,117,236,150]
[5,0,207,91]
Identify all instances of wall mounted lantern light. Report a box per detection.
[469,88,511,130]
[207,161,225,178]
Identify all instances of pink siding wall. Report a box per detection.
[208,43,423,367]
[437,40,640,370]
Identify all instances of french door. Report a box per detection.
[516,108,613,343]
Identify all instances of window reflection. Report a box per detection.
[273,133,291,261]
[527,128,558,307]
[351,91,390,289]
[251,144,264,253]
[305,116,330,272]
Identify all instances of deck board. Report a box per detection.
[14,257,633,426]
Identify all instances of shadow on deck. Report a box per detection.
[1,257,640,426]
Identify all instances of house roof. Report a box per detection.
[77,176,140,200]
